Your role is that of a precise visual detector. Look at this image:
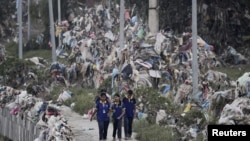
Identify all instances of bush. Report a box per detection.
[44,85,64,101]
[134,87,180,124]
[134,119,178,141]
[0,135,11,141]
[133,119,150,132]
[180,109,207,129]
[24,38,41,51]
[0,57,33,88]
[4,41,18,57]
[46,86,97,115]
[64,88,97,115]
[135,87,169,111]
[98,76,112,95]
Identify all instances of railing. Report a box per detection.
[0,107,40,141]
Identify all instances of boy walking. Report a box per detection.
[123,90,136,140]
[111,93,125,141]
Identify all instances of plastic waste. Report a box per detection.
[183,103,191,113]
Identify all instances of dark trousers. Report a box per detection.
[113,118,122,139]
[98,119,110,140]
[124,116,133,137]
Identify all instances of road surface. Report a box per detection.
[60,105,137,141]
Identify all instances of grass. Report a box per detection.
[0,135,11,141]
[64,88,97,115]
[214,64,250,80]
[4,41,69,64]
[43,84,97,115]
[23,49,52,60]
[133,119,178,141]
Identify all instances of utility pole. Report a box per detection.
[27,0,31,40]
[18,0,23,59]
[108,0,111,9]
[191,0,199,101]
[148,0,159,35]
[116,0,125,93]
[49,0,57,62]
[58,0,62,48]
[119,0,125,49]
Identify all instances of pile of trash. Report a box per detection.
[1,0,250,141]
[0,85,75,141]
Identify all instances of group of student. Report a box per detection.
[90,89,136,141]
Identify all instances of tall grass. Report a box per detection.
[64,88,97,115]
[133,119,178,141]
[215,64,250,80]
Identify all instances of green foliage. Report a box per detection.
[0,57,32,87]
[29,1,40,21]
[23,49,52,62]
[37,0,69,49]
[44,85,64,101]
[133,87,182,124]
[133,118,150,132]
[98,76,112,94]
[137,88,170,110]
[0,0,15,22]
[64,88,97,115]
[162,96,183,116]
[39,0,50,48]
[24,38,42,51]
[4,41,18,57]
[215,65,250,80]
[0,135,11,141]
[134,119,178,141]
[180,109,206,129]
[135,87,168,111]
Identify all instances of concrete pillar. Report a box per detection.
[148,0,159,34]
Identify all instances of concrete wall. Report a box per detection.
[0,107,40,141]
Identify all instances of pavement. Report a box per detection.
[59,105,137,141]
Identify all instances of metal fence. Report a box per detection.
[0,107,40,141]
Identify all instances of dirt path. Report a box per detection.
[60,105,137,141]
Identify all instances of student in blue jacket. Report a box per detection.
[91,92,111,141]
[111,93,125,141]
[123,89,136,140]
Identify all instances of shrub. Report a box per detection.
[0,57,33,88]
[98,76,112,95]
[134,119,178,141]
[44,85,64,102]
[64,88,97,115]
[133,119,150,132]
[180,109,207,129]
[134,87,179,124]
[4,41,18,57]
[0,135,11,141]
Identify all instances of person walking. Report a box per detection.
[111,93,125,141]
[95,88,112,104]
[123,89,136,140]
[91,92,111,141]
